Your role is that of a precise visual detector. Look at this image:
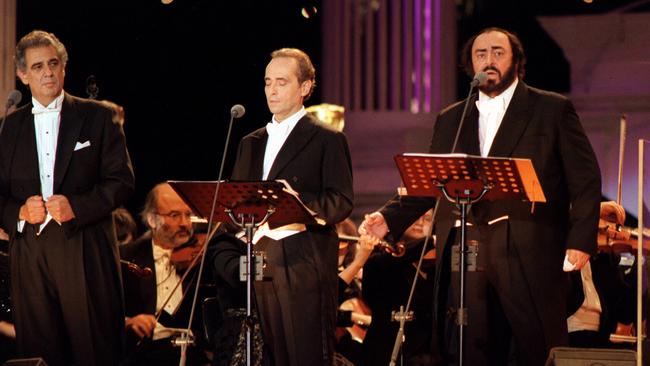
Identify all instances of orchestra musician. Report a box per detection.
[120,183,210,365]
[362,210,436,366]
[567,201,644,348]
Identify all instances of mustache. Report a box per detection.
[482,66,500,74]
[174,229,192,237]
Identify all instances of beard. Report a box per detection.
[479,62,517,96]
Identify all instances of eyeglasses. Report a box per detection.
[155,211,193,222]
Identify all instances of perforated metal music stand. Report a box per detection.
[168,179,322,366]
[394,153,546,366]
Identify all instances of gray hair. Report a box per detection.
[15,30,68,72]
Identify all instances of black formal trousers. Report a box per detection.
[231,114,354,366]
[0,93,134,365]
[380,81,601,365]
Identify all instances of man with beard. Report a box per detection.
[360,27,601,365]
[120,183,209,365]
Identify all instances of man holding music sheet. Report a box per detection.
[360,27,601,365]
[230,48,353,365]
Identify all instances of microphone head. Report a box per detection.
[471,72,488,87]
[230,104,245,118]
[6,90,22,109]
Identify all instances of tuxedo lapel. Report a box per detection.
[53,94,84,193]
[457,94,481,155]
[267,116,318,180]
[247,129,267,180]
[15,110,41,190]
[487,81,532,158]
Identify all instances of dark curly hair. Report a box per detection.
[460,27,526,80]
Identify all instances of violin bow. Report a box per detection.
[616,114,627,205]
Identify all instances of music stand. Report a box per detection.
[394,153,545,366]
[168,179,322,366]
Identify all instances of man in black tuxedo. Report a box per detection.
[0,30,134,365]
[231,48,353,365]
[120,183,209,365]
[360,27,601,365]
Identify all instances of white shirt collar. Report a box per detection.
[267,107,306,136]
[152,239,173,262]
[477,78,518,106]
[32,90,65,114]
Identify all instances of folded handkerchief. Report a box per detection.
[74,140,91,151]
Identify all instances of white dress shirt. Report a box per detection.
[475,79,518,157]
[19,91,65,233]
[262,107,305,180]
[152,241,183,317]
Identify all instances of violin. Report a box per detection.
[338,234,406,257]
[339,297,372,343]
[120,259,152,278]
[170,233,206,271]
[598,218,649,254]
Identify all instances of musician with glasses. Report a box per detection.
[120,182,210,365]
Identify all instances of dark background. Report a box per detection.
[15,0,646,221]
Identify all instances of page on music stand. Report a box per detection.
[167,180,325,229]
[395,153,546,202]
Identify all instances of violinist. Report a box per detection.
[567,201,637,348]
[119,183,210,365]
[361,210,436,366]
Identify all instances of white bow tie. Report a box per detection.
[475,96,505,115]
[32,104,62,115]
[266,121,289,137]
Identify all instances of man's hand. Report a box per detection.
[45,195,76,223]
[565,248,590,271]
[600,201,625,225]
[125,314,157,339]
[358,212,389,240]
[19,195,46,224]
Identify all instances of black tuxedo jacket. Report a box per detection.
[381,81,601,349]
[231,113,353,366]
[0,93,134,236]
[119,237,199,328]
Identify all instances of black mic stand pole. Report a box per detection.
[387,74,484,366]
[448,74,484,366]
[178,105,244,366]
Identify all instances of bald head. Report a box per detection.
[142,183,193,249]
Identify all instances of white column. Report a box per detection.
[1,0,17,115]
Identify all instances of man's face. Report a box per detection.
[150,187,194,249]
[17,45,65,106]
[264,57,312,122]
[471,31,517,97]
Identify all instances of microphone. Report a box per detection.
[470,71,488,88]
[180,103,246,362]
[1,90,23,137]
[450,72,488,153]
[230,104,245,118]
[5,90,22,109]
[86,75,99,99]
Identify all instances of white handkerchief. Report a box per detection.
[563,254,576,272]
[74,140,91,151]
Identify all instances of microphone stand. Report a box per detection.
[387,74,483,366]
[178,106,243,366]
